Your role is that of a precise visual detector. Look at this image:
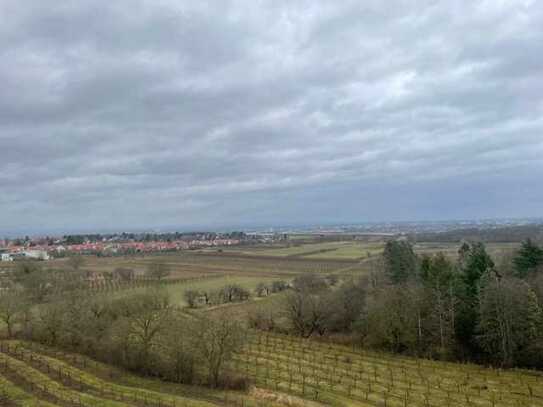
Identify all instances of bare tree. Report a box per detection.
[478,275,542,366]
[0,290,27,338]
[192,312,247,387]
[247,306,276,331]
[255,282,269,297]
[184,289,200,308]
[113,267,135,281]
[271,280,288,293]
[14,261,52,302]
[284,290,330,337]
[35,299,66,346]
[161,314,196,383]
[146,263,171,281]
[126,289,172,372]
[67,255,85,272]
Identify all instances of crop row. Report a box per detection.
[250,332,543,386]
[229,332,543,407]
[0,350,129,407]
[0,373,59,407]
[0,342,217,407]
[4,341,285,407]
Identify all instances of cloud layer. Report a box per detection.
[1,1,542,233]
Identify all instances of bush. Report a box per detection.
[218,374,253,390]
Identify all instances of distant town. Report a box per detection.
[2,218,542,262]
[0,231,249,261]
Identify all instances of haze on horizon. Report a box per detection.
[1,1,542,235]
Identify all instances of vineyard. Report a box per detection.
[85,274,225,293]
[0,340,290,407]
[7,331,543,407]
[231,331,543,407]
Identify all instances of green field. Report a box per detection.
[202,241,385,261]
[109,275,281,307]
[198,240,518,262]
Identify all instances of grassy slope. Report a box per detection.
[230,331,543,407]
[6,341,287,407]
[0,351,129,407]
[0,374,59,407]
[107,275,280,306]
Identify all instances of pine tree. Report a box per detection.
[513,239,543,278]
[383,240,418,284]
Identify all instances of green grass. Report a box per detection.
[0,351,129,407]
[210,241,385,261]
[4,342,216,407]
[304,244,384,260]
[108,275,281,306]
[236,242,360,257]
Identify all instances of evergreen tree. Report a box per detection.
[383,240,418,284]
[461,242,495,297]
[455,242,494,357]
[513,239,543,278]
[420,253,458,353]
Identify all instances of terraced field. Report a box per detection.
[230,332,543,407]
[0,341,281,407]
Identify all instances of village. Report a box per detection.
[0,235,241,261]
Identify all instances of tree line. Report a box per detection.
[0,263,247,388]
[274,239,543,368]
[185,280,289,308]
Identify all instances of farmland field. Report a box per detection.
[109,275,281,307]
[3,332,543,407]
[72,251,358,278]
[232,331,543,407]
[412,242,520,259]
[199,241,383,260]
[0,238,535,407]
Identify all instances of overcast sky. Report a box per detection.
[1,1,542,234]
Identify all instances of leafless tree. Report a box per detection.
[113,267,135,281]
[146,263,171,280]
[67,254,85,272]
[192,312,247,387]
[0,290,27,338]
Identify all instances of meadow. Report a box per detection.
[109,275,281,307]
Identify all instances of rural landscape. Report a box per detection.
[2,224,543,406]
[2,1,543,406]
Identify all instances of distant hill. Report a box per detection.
[412,224,543,243]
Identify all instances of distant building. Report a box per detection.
[23,250,50,261]
[1,253,13,262]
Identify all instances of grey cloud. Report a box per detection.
[1,0,542,234]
